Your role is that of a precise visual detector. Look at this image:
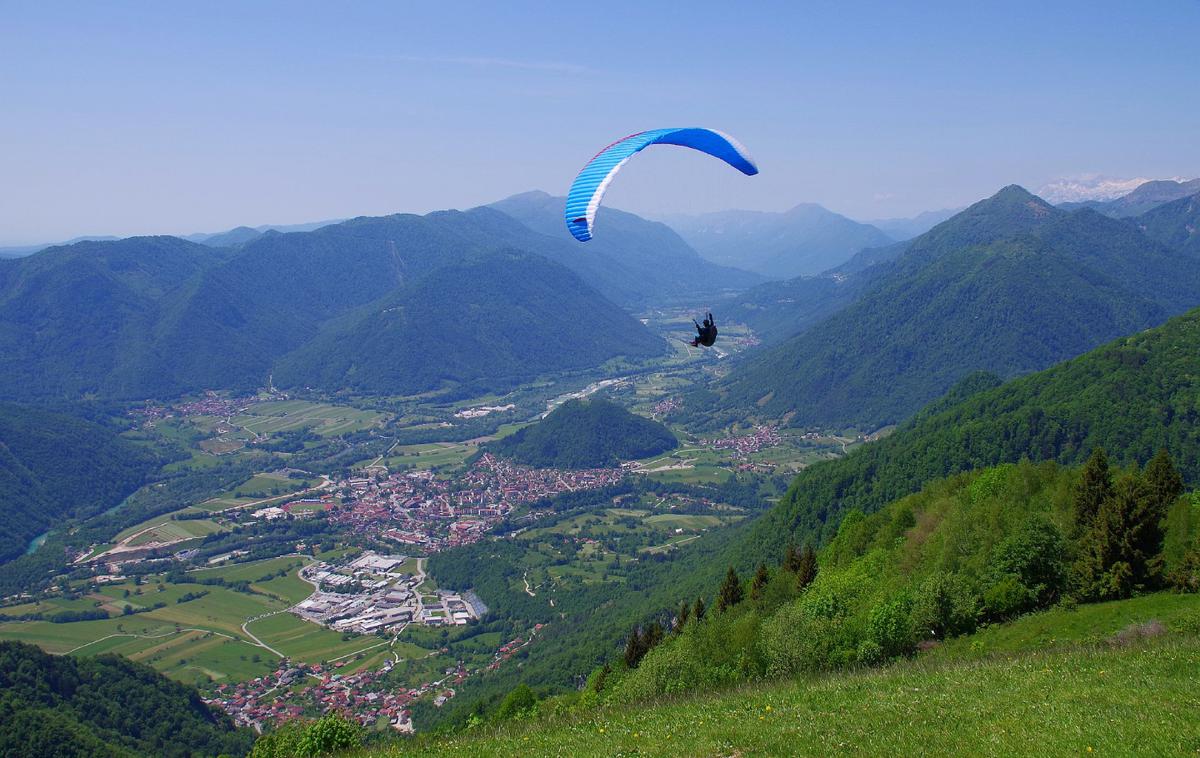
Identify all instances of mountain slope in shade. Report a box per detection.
[273,250,663,396]
[0,403,161,563]
[665,204,894,279]
[709,186,1200,430]
[1134,192,1200,256]
[488,191,763,306]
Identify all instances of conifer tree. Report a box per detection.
[1144,448,1184,515]
[644,621,664,650]
[676,600,690,631]
[1075,472,1160,599]
[1073,447,1114,534]
[796,544,818,590]
[716,566,744,612]
[782,542,801,573]
[751,562,770,602]
[692,596,706,622]
[623,626,645,668]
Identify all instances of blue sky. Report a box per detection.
[1,1,1197,243]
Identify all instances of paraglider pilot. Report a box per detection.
[691,313,717,347]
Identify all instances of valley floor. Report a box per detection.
[378,635,1200,757]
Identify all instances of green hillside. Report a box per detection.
[274,252,663,396]
[710,186,1200,429]
[486,398,677,468]
[0,403,161,564]
[741,304,1200,563]
[0,640,254,757]
[378,445,1199,754]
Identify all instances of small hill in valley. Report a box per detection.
[486,399,677,469]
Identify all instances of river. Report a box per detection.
[25,530,49,555]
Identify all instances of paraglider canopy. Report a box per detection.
[565,128,758,242]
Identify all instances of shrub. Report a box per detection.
[910,572,979,639]
[866,595,916,659]
[982,574,1036,621]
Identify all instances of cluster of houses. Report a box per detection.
[651,396,681,417]
[708,425,782,457]
[208,657,418,731]
[293,552,480,634]
[130,392,253,422]
[330,453,626,551]
[208,625,544,733]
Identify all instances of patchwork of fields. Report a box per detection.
[0,554,400,688]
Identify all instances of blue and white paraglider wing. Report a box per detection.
[564,128,758,242]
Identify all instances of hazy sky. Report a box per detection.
[2,1,1198,243]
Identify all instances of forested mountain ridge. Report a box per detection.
[663,204,894,279]
[274,251,663,395]
[486,398,678,468]
[0,641,254,757]
[0,207,670,402]
[716,186,1064,344]
[708,186,1200,429]
[0,404,163,564]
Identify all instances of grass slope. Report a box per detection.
[382,635,1200,757]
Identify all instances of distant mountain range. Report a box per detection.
[663,204,894,279]
[704,184,1200,430]
[0,220,343,259]
[865,207,963,241]
[488,191,763,305]
[1057,178,1200,217]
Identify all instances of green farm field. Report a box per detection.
[232,400,387,438]
[245,612,385,662]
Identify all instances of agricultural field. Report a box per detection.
[513,504,743,593]
[0,554,392,687]
[125,518,224,547]
[245,612,385,663]
[382,442,476,471]
[231,399,387,438]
